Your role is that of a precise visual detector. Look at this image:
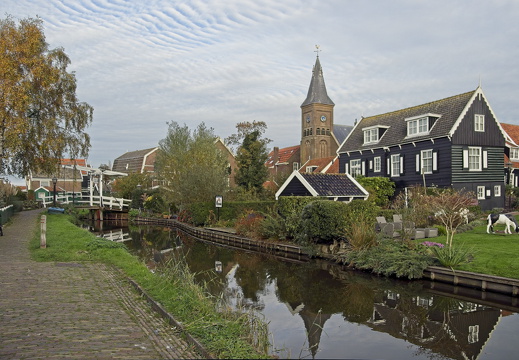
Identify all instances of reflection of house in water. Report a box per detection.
[367,290,502,360]
[284,301,331,359]
[283,288,503,360]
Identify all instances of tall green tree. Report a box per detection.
[0,16,93,177]
[155,122,229,206]
[234,129,269,194]
[225,120,271,151]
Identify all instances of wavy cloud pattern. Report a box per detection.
[3,0,519,168]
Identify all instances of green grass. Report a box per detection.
[30,213,270,359]
[415,223,519,279]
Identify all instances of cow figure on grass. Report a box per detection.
[487,213,519,234]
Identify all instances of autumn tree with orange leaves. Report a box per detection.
[0,16,93,177]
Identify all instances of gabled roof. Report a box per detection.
[266,145,300,167]
[333,124,353,145]
[339,87,485,153]
[299,156,339,174]
[113,147,157,161]
[29,158,89,178]
[275,171,369,201]
[500,123,519,147]
[301,56,334,107]
[112,147,158,173]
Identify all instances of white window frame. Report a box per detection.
[494,185,501,197]
[407,117,429,137]
[468,147,482,171]
[477,186,485,200]
[391,154,401,177]
[511,148,519,160]
[350,159,362,177]
[363,128,379,144]
[421,149,433,174]
[374,156,381,173]
[468,325,479,344]
[293,162,299,171]
[475,114,485,132]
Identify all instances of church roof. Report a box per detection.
[301,56,334,107]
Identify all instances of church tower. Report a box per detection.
[300,52,335,163]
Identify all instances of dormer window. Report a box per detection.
[405,113,439,137]
[363,126,388,145]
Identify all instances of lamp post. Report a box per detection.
[52,177,57,207]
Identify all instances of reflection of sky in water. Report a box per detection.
[101,224,519,360]
[225,270,439,359]
[479,313,519,359]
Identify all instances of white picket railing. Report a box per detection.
[39,193,131,210]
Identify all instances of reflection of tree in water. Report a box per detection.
[121,228,505,360]
[340,282,376,323]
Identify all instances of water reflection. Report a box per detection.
[91,222,519,359]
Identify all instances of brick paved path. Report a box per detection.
[0,210,201,359]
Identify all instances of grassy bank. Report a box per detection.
[414,223,519,279]
[30,213,270,359]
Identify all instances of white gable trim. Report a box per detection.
[275,171,318,200]
[449,88,479,137]
[141,147,159,173]
[449,87,508,141]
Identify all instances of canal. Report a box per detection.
[92,221,519,359]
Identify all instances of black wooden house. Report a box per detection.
[337,87,507,210]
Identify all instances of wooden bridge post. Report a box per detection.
[40,215,47,248]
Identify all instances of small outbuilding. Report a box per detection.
[275,171,369,202]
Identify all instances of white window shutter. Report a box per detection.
[369,160,373,170]
[463,149,469,168]
[416,154,420,173]
[483,150,488,168]
[345,163,349,174]
[362,161,366,175]
[387,158,390,175]
[433,151,438,171]
[400,156,404,175]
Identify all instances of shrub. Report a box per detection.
[337,239,435,279]
[296,200,348,245]
[235,210,264,239]
[188,200,275,226]
[258,213,285,241]
[428,245,474,269]
[355,176,395,207]
[177,209,193,224]
[343,200,380,250]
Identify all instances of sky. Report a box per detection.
[3,0,519,184]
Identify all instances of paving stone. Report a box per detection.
[0,210,202,359]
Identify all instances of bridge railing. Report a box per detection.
[39,194,131,210]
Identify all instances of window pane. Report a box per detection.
[469,147,481,171]
[350,159,361,177]
[374,157,381,172]
[419,118,428,133]
[421,150,433,174]
[391,155,400,176]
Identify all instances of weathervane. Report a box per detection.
[314,44,321,56]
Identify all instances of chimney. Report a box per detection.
[273,147,279,164]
